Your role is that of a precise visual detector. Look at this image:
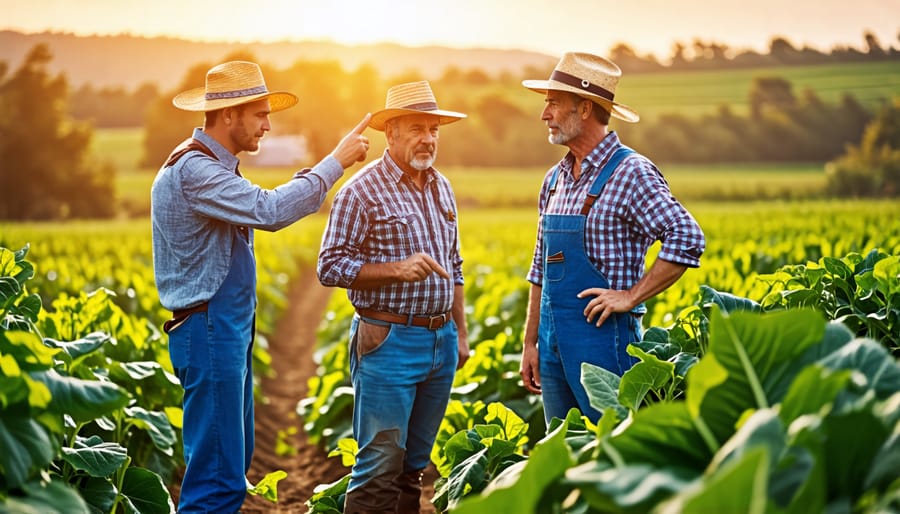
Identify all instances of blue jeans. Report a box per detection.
[347,315,458,511]
[167,231,256,513]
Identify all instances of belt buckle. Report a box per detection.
[427,314,446,330]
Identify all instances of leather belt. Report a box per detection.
[357,308,452,330]
[163,302,209,333]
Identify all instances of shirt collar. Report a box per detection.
[382,149,436,186]
[561,131,621,176]
[192,127,240,172]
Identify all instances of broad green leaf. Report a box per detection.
[619,345,675,410]
[700,285,761,314]
[689,309,825,444]
[327,438,358,467]
[779,365,852,423]
[43,332,110,361]
[872,255,900,297]
[306,473,349,513]
[821,410,889,499]
[0,276,20,309]
[5,478,90,514]
[0,415,55,489]
[660,447,770,514]
[604,402,712,472]
[247,470,288,503]
[433,447,489,510]
[570,462,696,513]
[60,435,128,477]
[2,331,57,371]
[31,369,129,422]
[125,406,177,451]
[581,362,627,420]
[484,402,527,444]
[864,431,900,492]
[452,418,574,514]
[120,467,175,514]
[81,476,118,514]
[818,338,900,399]
[17,293,42,322]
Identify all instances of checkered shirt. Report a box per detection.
[318,150,463,315]
[527,132,705,289]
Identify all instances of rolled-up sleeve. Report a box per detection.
[318,187,368,288]
[628,167,705,267]
[182,155,343,231]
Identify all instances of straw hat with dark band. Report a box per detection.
[172,61,298,112]
[522,52,640,123]
[369,81,466,131]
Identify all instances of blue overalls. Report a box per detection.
[538,147,642,424]
[167,226,256,513]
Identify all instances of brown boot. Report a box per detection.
[343,486,398,514]
[395,469,424,514]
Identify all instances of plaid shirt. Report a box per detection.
[527,132,705,289]
[318,150,463,315]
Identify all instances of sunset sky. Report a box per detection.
[3,0,899,58]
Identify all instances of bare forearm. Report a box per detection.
[628,258,688,307]
[452,284,467,338]
[523,283,542,347]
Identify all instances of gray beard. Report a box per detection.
[410,154,435,171]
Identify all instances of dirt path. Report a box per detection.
[242,270,347,513]
[240,268,437,513]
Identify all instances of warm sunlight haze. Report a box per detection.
[3,0,899,57]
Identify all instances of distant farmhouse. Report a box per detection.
[243,134,308,167]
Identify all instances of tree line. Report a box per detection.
[1,42,898,220]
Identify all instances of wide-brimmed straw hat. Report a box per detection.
[172,61,298,112]
[369,81,466,131]
[522,52,640,123]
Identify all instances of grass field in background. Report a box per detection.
[100,128,828,216]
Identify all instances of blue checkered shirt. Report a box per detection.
[318,150,464,315]
[527,132,705,288]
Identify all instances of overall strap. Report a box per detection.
[165,138,217,167]
[547,163,563,196]
[580,146,634,215]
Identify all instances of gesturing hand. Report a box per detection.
[331,113,372,169]
[395,252,450,282]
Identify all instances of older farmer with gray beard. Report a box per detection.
[518,52,706,425]
[318,81,469,514]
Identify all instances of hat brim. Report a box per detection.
[522,80,640,123]
[172,87,298,112]
[368,108,467,131]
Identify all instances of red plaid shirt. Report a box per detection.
[528,132,705,289]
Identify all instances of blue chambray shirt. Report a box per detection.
[151,127,343,311]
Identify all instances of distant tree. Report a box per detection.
[826,98,900,197]
[863,31,886,58]
[0,44,114,220]
[749,77,796,120]
[141,61,210,168]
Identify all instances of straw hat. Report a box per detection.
[522,52,639,123]
[369,81,466,131]
[172,61,298,112]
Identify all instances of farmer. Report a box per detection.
[151,60,370,513]
[317,81,469,514]
[518,52,706,424]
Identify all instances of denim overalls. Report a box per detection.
[167,226,256,513]
[538,146,642,424]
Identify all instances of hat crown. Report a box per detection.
[383,81,439,111]
[556,52,621,96]
[204,61,269,97]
